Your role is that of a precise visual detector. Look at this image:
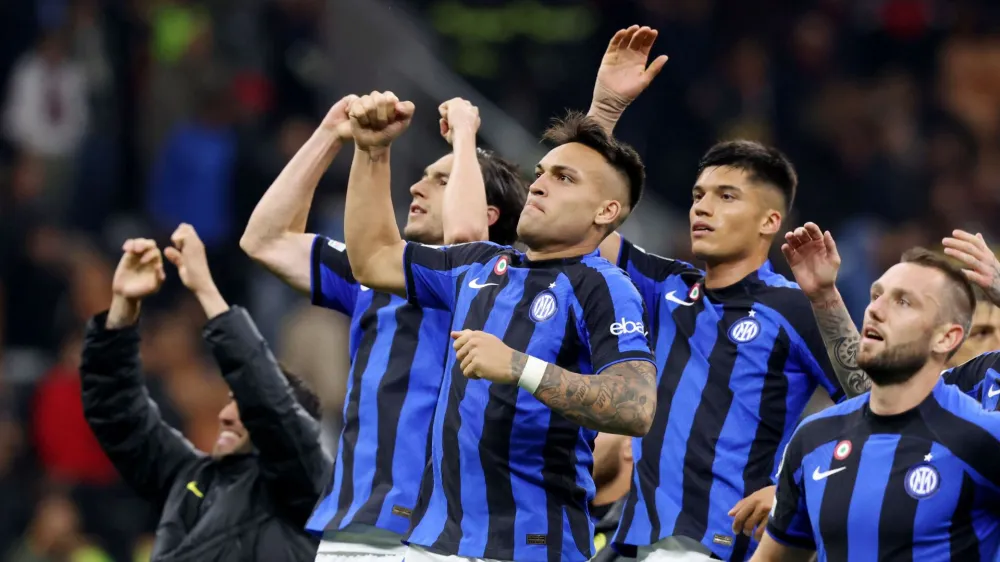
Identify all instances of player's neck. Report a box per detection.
[868,366,941,416]
[703,253,769,289]
[592,468,632,507]
[525,242,597,262]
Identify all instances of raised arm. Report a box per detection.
[782,223,871,397]
[439,98,490,244]
[586,25,668,136]
[239,96,356,292]
[343,92,415,296]
[82,239,201,506]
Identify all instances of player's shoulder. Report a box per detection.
[578,252,640,288]
[618,237,699,274]
[930,380,1000,432]
[943,351,1000,385]
[792,395,868,451]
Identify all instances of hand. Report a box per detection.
[320,94,360,141]
[163,223,216,295]
[112,238,166,301]
[451,330,517,384]
[438,98,480,145]
[349,91,415,152]
[781,222,841,301]
[728,485,775,541]
[592,26,669,113]
[942,230,1000,306]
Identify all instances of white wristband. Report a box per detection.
[517,356,547,394]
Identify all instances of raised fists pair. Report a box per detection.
[321,93,479,150]
[112,223,215,301]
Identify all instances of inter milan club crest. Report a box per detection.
[494,255,509,276]
[728,310,761,344]
[904,459,940,499]
[529,291,558,322]
[833,440,852,461]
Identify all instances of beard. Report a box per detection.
[857,336,931,387]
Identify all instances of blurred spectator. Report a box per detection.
[3,487,111,562]
[146,87,236,250]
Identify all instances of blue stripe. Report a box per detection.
[342,308,399,524]
[407,291,477,545]
[655,307,720,534]
[457,277,525,555]
[846,436,895,562]
[377,309,449,527]
[703,312,779,549]
[803,447,832,552]
[510,309,571,561]
[582,258,649,358]
[753,302,835,398]
[911,442,959,561]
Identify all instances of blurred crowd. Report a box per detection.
[1,0,999,560]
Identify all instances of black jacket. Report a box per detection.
[81,307,331,562]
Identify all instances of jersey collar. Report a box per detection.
[515,248,600,269]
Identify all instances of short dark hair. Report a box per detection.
[542,112,645,226]
[900,247,976,351]
[279,368,322,420]
[697,140,798,213]
[478,149,528,246]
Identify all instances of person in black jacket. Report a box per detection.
[80,223,331,562]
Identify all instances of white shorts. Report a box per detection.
[402,545,502,562]
[635,537,716,562]
[315,525,407,562]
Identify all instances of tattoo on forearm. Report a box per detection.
[812,296,871,397]
[514,351,657,436]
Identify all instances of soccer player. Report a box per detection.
[757,243,1000,561]
[584,32,867,558]
[241,97,526,561]
[81,225,328,561]
[342,92,656,562]
[783,224,1000,415]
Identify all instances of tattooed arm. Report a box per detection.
[809,290,871,397]
[515,353,657,436]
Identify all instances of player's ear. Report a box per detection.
[759,208,782,237]
[486,206,499,228]
[594,199,622,228]
[932,323,965,357]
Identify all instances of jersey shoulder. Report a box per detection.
[933,381,1000,427]
[792,395,868,452]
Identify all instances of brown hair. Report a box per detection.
[900,247,975,353]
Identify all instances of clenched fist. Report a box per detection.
[163,223,216,296]
[438,98,480,145]
[349,91,415,151]
[451,330,517,384]
[320,94,360,141]
[112,238,166,301]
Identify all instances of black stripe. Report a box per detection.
[875,436,933,562]
[948,472,979,559]
[618,298,701,543]
[618,239,685,282]
[431,268,511,552]
[329,292,391,530]
[814,407,868,561]
[352,303,425,524]
[731,326,791,561]
[409,419,437,531]
[481,269,558,559]
[539,304,588,562]
[674,304,753,543]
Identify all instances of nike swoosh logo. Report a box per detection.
[665,291,694,306]
[360,285,371,292]
[989,385,1000,398]
[468,279,498,289]
[812,466,846,481]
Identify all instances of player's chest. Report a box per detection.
[802,435,970,538]
[658,295,783,361]
[455,265,576,340]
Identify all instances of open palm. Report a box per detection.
[781,223,840,298]
[595,26,669,102]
